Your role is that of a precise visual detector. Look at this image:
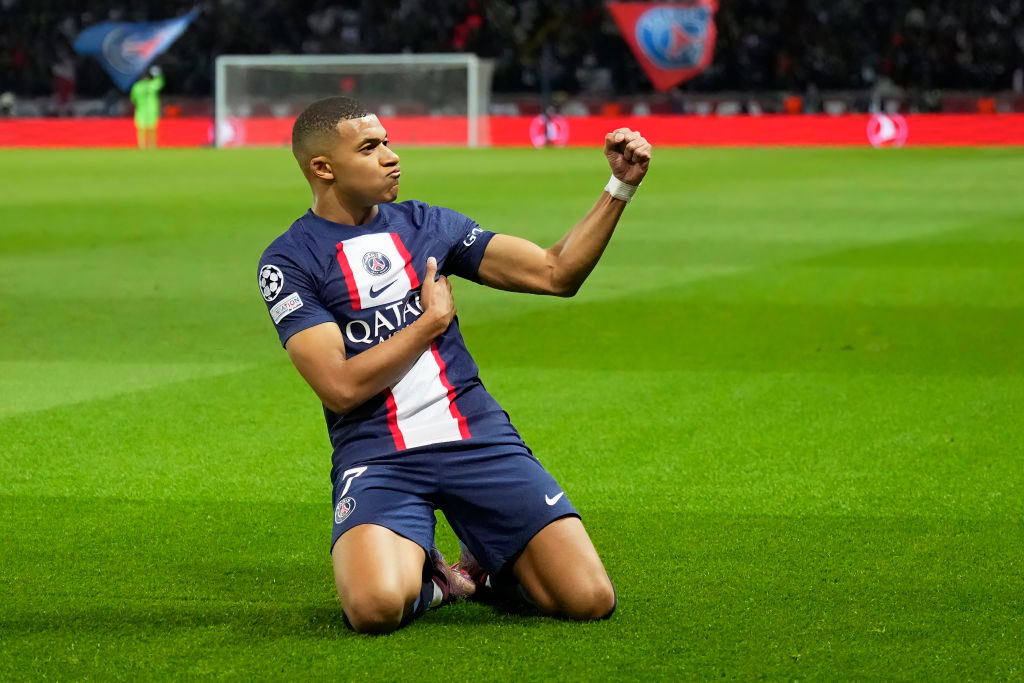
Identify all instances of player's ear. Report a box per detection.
[309,156,334,181]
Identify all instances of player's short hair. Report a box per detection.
[291,96,371,167]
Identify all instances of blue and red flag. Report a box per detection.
[73,8,198,91]
[606,1,718,91]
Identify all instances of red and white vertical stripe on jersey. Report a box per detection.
[335,233,420,311]
[431,343,469,437]
[388,233,421,293]
[384,391,406,451]
[385,341,470,450]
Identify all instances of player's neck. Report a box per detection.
[311,195,379,226]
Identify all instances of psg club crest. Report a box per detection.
[73,8,198,91]
[362,251,392,276]
[334,497,356,524]
[607,1,718,91]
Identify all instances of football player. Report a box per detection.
[258,97,650,633]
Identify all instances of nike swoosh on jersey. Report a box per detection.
[368,280,397,298]
[545,492,565,506]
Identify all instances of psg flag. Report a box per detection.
[606,1,718,91]
[73,8,198,91]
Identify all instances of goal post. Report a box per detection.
[214,54,494,148]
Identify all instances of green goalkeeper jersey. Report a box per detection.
[130,74,165,126]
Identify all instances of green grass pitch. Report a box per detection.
[1,143,1022,680]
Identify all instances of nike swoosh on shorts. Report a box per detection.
[545,492,565,506]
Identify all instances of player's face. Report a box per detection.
[329,115,401,207]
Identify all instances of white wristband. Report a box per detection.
[604,174,639,203]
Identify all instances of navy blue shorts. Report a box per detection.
[330,440,579,576]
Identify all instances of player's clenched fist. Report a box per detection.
[604,128,652,186]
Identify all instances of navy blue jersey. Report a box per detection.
[258,201,528,466]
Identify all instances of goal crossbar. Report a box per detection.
[214,53,489,148]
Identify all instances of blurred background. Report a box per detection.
[3,0,1022,120]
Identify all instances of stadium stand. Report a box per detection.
[1,0,1021,116]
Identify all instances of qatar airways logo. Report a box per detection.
[345,294,424,345]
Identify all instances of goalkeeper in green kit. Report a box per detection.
[130,66,164,148]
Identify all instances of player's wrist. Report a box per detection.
[604,174,640,203]
[416,309,453,338]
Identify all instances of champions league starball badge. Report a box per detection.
[362,251,392,276]
[259,264,284,301]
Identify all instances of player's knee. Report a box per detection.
[341,587,408,634]
[562,576,617,621]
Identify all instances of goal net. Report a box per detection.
[214,54,494,148]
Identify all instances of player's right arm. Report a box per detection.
[475,128,651,297]
[283,257,454,415]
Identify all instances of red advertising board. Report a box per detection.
[2,114,1023,148]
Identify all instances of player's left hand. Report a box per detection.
[604,129,651,186]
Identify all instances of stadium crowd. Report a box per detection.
[1,0,1021,112]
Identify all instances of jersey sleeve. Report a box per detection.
[257,249,336,348]
[432,207,496,283]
